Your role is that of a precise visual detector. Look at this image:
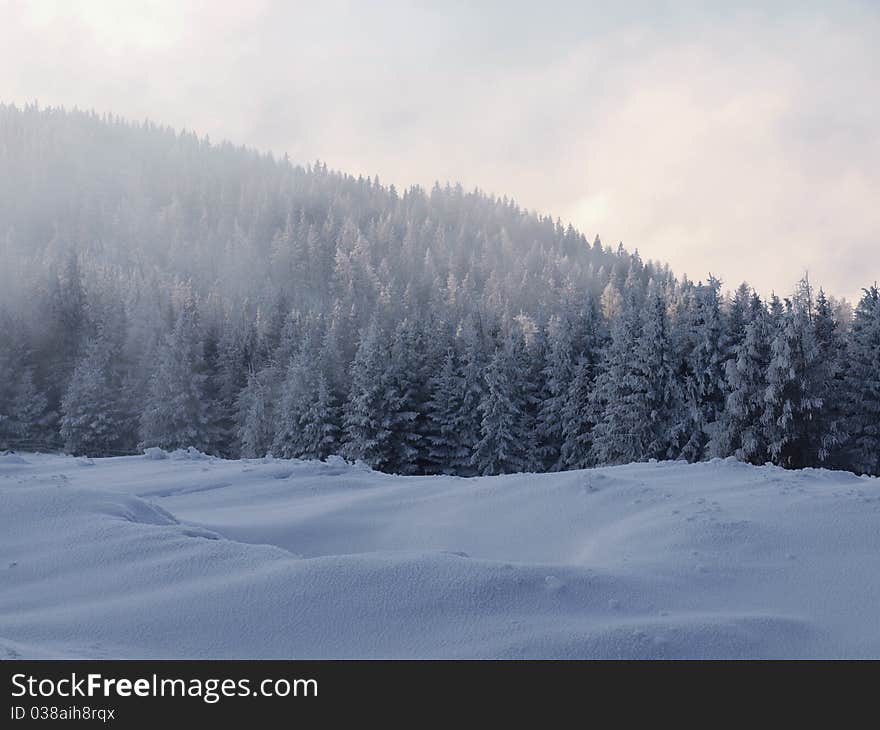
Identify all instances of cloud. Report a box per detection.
[1,1,878,300]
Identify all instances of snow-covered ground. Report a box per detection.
[1,450,878,659]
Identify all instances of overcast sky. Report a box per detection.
[2,0,878,301]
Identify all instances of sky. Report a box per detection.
[2,0,878,301]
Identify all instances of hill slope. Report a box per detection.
[1,452,878,658]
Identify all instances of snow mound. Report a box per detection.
[0,453,29,467]
[0,454,878,658]
[170,447,211,461]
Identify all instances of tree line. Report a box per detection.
[1,104,878,475]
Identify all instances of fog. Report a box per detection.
[2,0,878,300]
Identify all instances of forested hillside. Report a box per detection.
[1,104,878,475]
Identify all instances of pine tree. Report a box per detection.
[298,373,341,460]
[472,331,528,475]
[813,289,847,464]
[199,325,228,456]
[211,313,255,457]
[42,252,88,434]
[426,348,469,474]
[0,368,48,451]
[273,327,342,461]
[676,277,727,461]
[538,313,578,469]
[382,318,429,474]
[139,297,212,452]
[590,282,678,464]
[60,330,129,456]
[726,283,752,355]
[842,286,880,475]
[0,315,48,450]
[560,353,596,469]
[559,295,603,469]
[762,280,824,468]
[236,368,276,458]
[589,286,644,464]
[343,317,394,470]
[715,294,773,464]
[520,319,550,471]
[454,314,486,472]
[635,283,680,459]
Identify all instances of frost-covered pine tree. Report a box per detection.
[42,252,88,436]
[0,313,47,449]
[209,313,254,457]
[274,328,316,458]
[589,285,644,464]
[519,318,550,472]
[0,366,48,450]
[675,277,728,461]
[299,373,341,460]
[762,280,825,469]
[812,289,847,464]
[726,283,753,355]
[842,285,880,475]
[426,348,469,474]
[559,354,596,469]
[273,321,342,461]
[199,325,230,456]
[559,295,603,470]
[537,312,578,469]
[714,294,773,464]
[236,368,276,458]
[343,316,395,470]
[454,314,486,472]
[472,330,528,475]
[139,296,212,452]
[383,318,430,474]
[591,281,677,464]
[60,326,131,456]
[635,283,681,459]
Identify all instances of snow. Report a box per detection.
[1,452,878,658]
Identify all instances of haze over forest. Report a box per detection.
[2,1,878,302]
[1,105,879,478]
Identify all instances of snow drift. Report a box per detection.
[1,452,878,658]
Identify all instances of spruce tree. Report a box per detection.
[676,277,727,461]
[0,368,48,451]
[236,368,276,458]
[472,331,528,475]
[559,354,596,469]
[813,289,847,464]
[454,314,486,472]
[343,316,394,470]
[635,283,680,459]
[139,297,212,452]
[762,280,824,468]
[298,373,341,460]
[426,348,469,474]
[715,294,773,464]
[538,312,578,469]
[559,295,603,470]
[60,329,129,456]
[520,319,550,472]
[0,315,47,450]
[274,327,342,461]
[383,318,431,474]
[589,286,645,464]
[273,330,319,459]
[843,286,880,475]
